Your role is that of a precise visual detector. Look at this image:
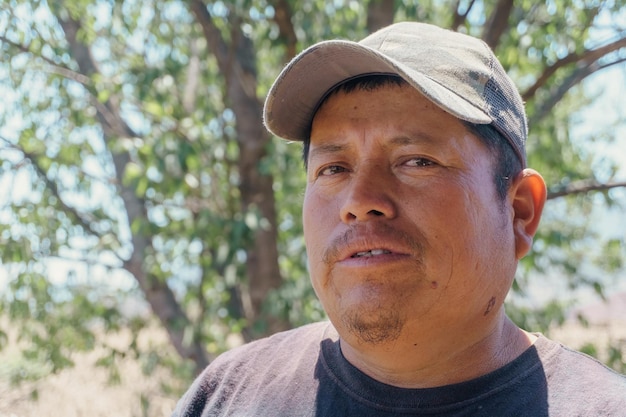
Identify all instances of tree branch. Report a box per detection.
[529,56,626,126]
[522,36,626,102]
[18,148,105,240]
[366,0,395,34]
[482,0,514,49]
[451,0,477,31]
[47,254,122,271]
[269,0,298,61]
[0,35,58,67]
[190,0,257,102]
[547,180,626,200]
[189,0,231,76]
[182,39,201,115]
[0,35,92,85]
[2,135,122,262]
[0,33,138,130]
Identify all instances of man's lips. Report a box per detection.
[339,243,408,262]
[351,249,393,258]
[322,223,424,265]
[326,236,413,263]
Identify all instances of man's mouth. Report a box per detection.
[351,249,392,258]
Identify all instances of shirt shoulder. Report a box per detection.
[172,321,334,417]
[536,335,626,415]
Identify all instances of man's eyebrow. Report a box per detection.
[308,143,347,160]
[309,133,440,160]
[388,133,439,147]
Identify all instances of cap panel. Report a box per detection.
[361,22,492,113]
[264,42,394,141]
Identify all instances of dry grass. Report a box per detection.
[0,323,179,417]
[549,292,626,366]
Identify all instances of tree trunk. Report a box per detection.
[191,0,288,340]
[482,0,514,49]
[367,0,395,33]
[57,11,210,374]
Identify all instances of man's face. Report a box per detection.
[303,84,519,348]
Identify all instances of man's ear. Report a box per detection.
[510,168,546,259]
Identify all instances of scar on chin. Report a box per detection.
[483,296,496,316]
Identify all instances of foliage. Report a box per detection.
[0,0,625,408]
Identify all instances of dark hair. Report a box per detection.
[302,74,522,201]
[463,122,522,200]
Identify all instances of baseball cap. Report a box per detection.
[263,21,527,166]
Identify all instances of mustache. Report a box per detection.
[322,222,425,265]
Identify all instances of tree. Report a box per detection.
[1,0,625,406]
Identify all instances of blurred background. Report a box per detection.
[0,0,625,416]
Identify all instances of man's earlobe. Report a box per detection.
[511,169,547,259]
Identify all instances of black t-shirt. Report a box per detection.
[173,322,626,416]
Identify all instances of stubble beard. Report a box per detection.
[341,300,405,345]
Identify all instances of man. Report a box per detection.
[173,22,626,416]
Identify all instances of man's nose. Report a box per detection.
[339,165,398,223]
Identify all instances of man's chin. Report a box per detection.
[340,307,405,345]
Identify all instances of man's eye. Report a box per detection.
[404,157,435,167]
[319,165,346,176]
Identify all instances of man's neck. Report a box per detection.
[338,313,536,389]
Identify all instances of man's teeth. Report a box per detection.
[353,249,391,258]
